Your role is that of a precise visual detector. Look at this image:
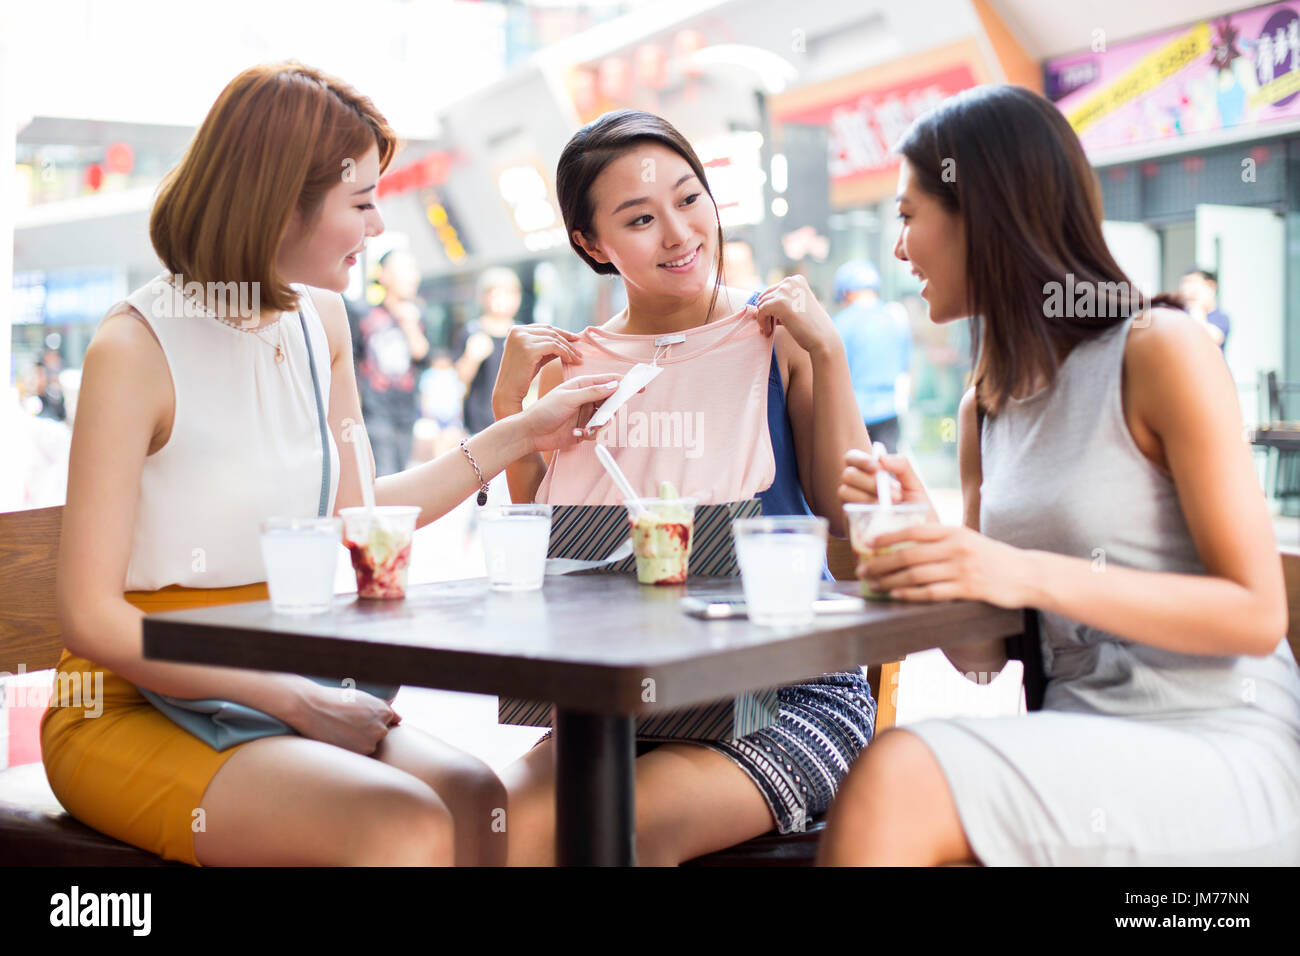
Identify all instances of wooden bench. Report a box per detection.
[0,506,181,865]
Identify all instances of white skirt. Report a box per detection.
[903,707,1300,865]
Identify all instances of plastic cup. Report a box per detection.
[259,517,342,614]
[732,516,828,626]
[626,497,697,585]
[340,506,420,599]
[844,502,934,600]
[480,504,552,591]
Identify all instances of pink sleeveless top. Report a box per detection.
[534,305,775,505]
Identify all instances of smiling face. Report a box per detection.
[893,157,968,323]
[278,144,384,294]
[572,143,719,302]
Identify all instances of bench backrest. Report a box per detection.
[0,506,64,675]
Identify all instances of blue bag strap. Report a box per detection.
[298,309,330,518]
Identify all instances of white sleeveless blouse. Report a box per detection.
[114,274,341,591]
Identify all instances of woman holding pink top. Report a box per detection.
[490,109,877,865]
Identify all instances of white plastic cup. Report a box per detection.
[732,516,828,626]
[259,516,343,614]
[844,502,933,600]
[340,506,420,599]
[480,504,552,591]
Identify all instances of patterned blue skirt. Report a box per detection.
[534,670,876,835]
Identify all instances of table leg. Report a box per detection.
[554,708,636,866]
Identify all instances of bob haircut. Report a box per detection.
[896,84,1142,416]
[150,61,397,315]
[555,109,725,322]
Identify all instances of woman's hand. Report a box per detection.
[753,275,839,357]
[519,373,621,453]
[284,682,402,756]
[491,325,585,416]
[839,448,937,519]
[858,523,1033,608]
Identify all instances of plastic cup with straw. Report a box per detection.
[339,421,419,598]
[596,444,696,585]
[844,441,930,599]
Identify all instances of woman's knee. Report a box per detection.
[346,779,456,866]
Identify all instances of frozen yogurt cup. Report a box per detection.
[844,502,933,600]
[340,506,420,599]
[627,482,696,585]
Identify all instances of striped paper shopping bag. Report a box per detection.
[497,498,781,741]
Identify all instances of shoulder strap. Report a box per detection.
[298,310,331,518]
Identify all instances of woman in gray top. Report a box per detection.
[819,84,1300,866]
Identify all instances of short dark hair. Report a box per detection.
[555,109,725,321]
[1184,267,1218,286]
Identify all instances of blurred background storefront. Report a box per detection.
[5,0,1299,511]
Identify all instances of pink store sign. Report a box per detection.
[1046,2,1300,155]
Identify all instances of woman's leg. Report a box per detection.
[501,738,774,866]
[818,728,976,865]
[370,725,508,866]
[193,734,457,866]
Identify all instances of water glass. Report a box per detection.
[480,504,552,591]
[732,516,828,626]
[259,516,342,614]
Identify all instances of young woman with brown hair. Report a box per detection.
[820,84,1300,866]
[41,62,621,866]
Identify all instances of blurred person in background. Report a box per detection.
[420,348,467,456]
[352,248,430,475]
[1179,268,1230,353]
[722,238,762,291]
[831,259,911,452]
[454,267,522,435]
[39,346,68,422]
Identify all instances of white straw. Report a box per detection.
[872,441,892,513]
[351,422,376,513]
[595,444,647,518]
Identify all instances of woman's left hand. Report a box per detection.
[859,523,1035,608]
[753,275,839,356]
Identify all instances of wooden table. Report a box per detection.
[142,575,1028,866]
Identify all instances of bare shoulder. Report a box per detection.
[305,287,351,362]
[1123,307,1230,407]
[537,356,565,397]
[89,306,169,388]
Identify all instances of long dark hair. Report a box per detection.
[555,109,725,322]
[897,84,1141,415]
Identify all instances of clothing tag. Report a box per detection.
[544,538,635,575]
[585,362,664,429]
[653,333,686,347]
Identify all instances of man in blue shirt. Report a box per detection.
[831,259,911,453]
[1179,268,1230,354]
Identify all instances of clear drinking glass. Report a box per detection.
[259,516,342,614]
[844,502,934,600]
[480,504,552,591]
[626,497,697,585]
[732,516,828,626]
[340,506,420,599]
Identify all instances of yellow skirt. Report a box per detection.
[40,583,270,866]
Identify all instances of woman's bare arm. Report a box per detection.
[57,311,317,717]
[780,329,870,538]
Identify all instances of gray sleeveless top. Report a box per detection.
[980,314,1300,736]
